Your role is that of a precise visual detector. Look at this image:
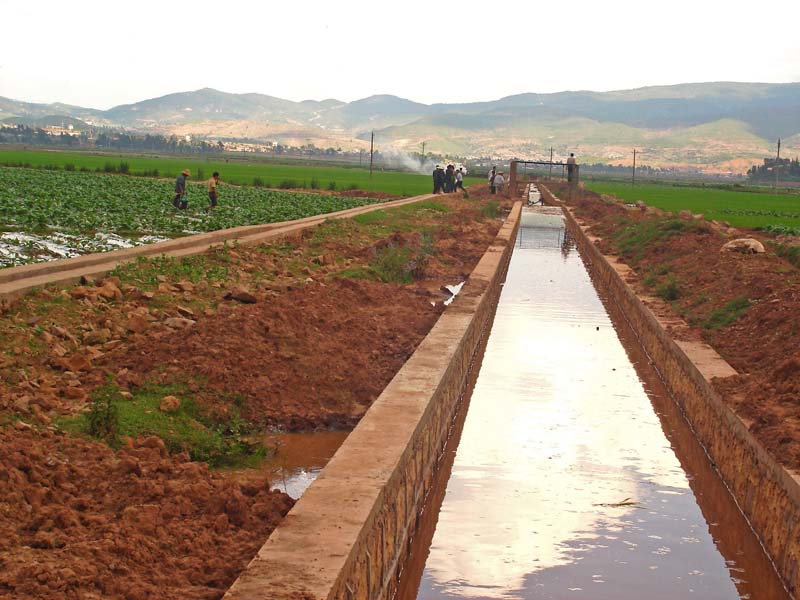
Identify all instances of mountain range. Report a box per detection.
[2,82,799,173]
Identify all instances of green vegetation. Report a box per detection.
[612,218,702,262]
[773,243,800,269]
[370,234,433,284]
[586,181,800,229]
[0,149,433,196]
[60,382,266,467]
[704,297,752,329]
[0,166,385,236]
[0,166,395,266]
[655,276,680,301]
[110,250,235,290]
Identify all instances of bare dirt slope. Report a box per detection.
[0,193,504,599]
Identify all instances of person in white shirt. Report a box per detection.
[494,172,505,194]
[455,168,464,191]
[566,153,577,182]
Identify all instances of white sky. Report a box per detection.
[1,0,799,109]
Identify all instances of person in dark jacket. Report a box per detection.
[432,165,445,194]
[173,169,190,209]
[444,164,455,193]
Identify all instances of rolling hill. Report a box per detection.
[2,82,799,173]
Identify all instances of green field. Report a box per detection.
[586,182,800,231]
[0,149,441,196]
[0,167,389,266]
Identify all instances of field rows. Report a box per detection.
[0,149,438,196]
[0,167,387,266]
[586,182,800,230]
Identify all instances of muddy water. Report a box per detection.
[230,430,350,500]
[399,208,788,600]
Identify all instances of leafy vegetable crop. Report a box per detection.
[0,167,387,266]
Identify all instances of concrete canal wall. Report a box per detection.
[223,202,522,600]
[542,185,800,597]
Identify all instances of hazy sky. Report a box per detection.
[2,0,799,109]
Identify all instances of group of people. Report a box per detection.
[487,167,505,194]
[432,164,464,194]
[172,169,220,211]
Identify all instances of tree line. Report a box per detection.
[747,157,800,181]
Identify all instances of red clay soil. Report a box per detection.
[0,428,293,600]
[0,192,503,599]
[549,182,800,471]
[103,279,442,430]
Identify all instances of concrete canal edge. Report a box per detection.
[0,193,434,303]
[542,185,800,597]
[222,202,522,600]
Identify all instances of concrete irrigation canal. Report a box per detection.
[225,195,797,600]
[396,205,788,599]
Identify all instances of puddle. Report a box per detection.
[260,429,350,499]
[398,207,788,600]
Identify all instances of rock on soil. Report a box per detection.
[721,238,766,254]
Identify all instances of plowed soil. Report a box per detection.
[547,182,800,471]
[106,278,441,430]
[0,192,505,599]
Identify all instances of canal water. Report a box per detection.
[397,207,788,600]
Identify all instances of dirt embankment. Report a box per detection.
[550,182,800,470]
[0,192,504,599]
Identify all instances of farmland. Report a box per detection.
[0,167,388,266]
[0,149,441,196]
[585,181,800,232]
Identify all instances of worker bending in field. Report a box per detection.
[206,171,220,211]
[173,169,190,209]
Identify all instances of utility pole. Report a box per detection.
[369,131,374,178]
[359,149,362,167]
[632,148,637,186]
[549,147,553,178]
[775,138,781,191]
[421,141,425,160]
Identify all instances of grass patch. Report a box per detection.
[773,243,800,269]
[59,383,266,467]
[480,201,500,219]
[612,218,696,262]
[655,276,680,301]
[703,297,752,329]
[110,252,233,289]
[369,232,434,284]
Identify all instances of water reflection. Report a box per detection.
[262,430,349,499]
[409,209,786,600]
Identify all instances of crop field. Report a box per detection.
[0,167,387,267]
[586,181,800,233]
[0,149,442,196]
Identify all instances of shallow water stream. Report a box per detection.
[396,207,788,600]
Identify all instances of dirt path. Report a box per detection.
[0,192,504,599]
[548,182,800,471]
